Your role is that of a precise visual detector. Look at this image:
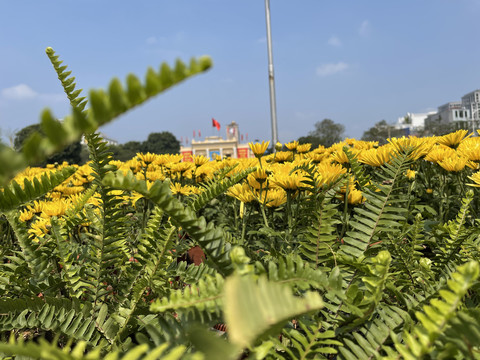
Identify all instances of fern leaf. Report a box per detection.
[224,274,323,349]
[189,166,255,212]
[0,48,212,187]
[339,148,413,262]
[272,318,343,359]
[0,166,76,212]
[391,261,479,359]
[150,273,224,316]
[103,170,233,275]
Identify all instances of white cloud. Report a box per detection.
[257,36,267,43]
[146,36,157,45]
[316,62,349,77]
[328,36,342,47]
[1,84,37,100]
[359,20,371,37]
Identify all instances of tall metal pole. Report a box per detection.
[264,0,279,147]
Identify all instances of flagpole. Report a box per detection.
[265,0,279,147]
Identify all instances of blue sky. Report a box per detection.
[1,0,480,146]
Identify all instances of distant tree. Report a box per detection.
[142,132,180,154]
[111,141,143,161]
[298,119,345,148]
[420,116,457,136]
[361,120,391,144]
[297,135,322,149]
[14,123,82,165]
[361,120,407,145]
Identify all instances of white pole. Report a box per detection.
[265,0,279,147]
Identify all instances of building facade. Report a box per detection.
[394,111,436,134]
[180,121,253,161]
[396,89,480,134]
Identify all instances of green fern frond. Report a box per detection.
[298,188,341,269]
[0,49,212,187]
[150,273,224,316]
[167,260,218,286]
[224,274,324,349]
[339,148,413,262]
[3,211,52,288]
[0,335,187,360]
[343,146,373,191]
[0,298,106,345]
[50,218,94,299]
[0,166,76,213]
[271,318,342,359]
[103,170,233,275]
[391,261,479,359]
[338,304,409,360]
[433,189,475,278]
[46,47,88,112]
[338,251,392,333]
[255,254,331,292]
[189,166,255,212]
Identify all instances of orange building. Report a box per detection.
[180,121,253,161]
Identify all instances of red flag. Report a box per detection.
[193,130,196,138]
[212,118,220,130]
[241,134,244,141]
[198,130,201,137]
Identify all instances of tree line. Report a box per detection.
[297,117,469,148]
[12,123,180,165]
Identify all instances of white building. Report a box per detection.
[425,102,470,125]
[461,90,480,122]
[394,111,436,134]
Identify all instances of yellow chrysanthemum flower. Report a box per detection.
[41,199,70,217]
[227,183,256,203]
[424,145,456,163]
[358,146,392,167]
[169,162,194,174]
[405,169,416,180]
[28,217,51,239]
[388,136,432,160]
[259,188,287,207]
[271,164,307,191]
[437,129,471,148]
[437,155,468,172]
[467,171,480,187]
[170,183,201,196]
[347,188,365,205]
[137,152,157,165]
[284,140,299,151]
[331,148,361,164]
[297,143,312,154]
[304,152,326,163]
[272,151,294,163]
[457,137,480,161]
[19,209,34,222]
[193,155,209,167]
[317,162,347,185]
[249,141,270,158]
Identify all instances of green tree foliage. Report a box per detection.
[142,131,180,154]
[421,116,457,136]
[14,124,82,165]
[111,135,180,162]
[110,141,143,161]
[361,120,406,144]
[298,118,345,148]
